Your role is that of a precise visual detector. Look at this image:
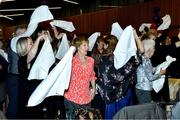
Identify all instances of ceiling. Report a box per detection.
[0,0,152,24]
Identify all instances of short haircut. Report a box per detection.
[71,36,89,49]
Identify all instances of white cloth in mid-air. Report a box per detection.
[28,39,55,80]
[113,25,137,70]
[139,23,151,32]
[11,5,54,53]
[111,22,123,40]
[50,20,75,32]
[55,34,70,60]
[152,55,176,93]
[88,32,101,51]
[157,14,171,31]
[27,46,76,107]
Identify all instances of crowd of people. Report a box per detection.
[0,6,180,120]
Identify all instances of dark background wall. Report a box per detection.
[63,0,180,36]
[2,0,180,41]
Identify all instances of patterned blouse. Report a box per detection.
[64,53,97,105]
[136,56,161,91]
[97,55,137,104]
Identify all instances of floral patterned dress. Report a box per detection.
[97,55,137,104]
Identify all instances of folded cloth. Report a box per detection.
[88,32,101,51]
[55,33,70,60]
[157,14,171,31]
[111,22,123,40]
[11,5,54,53]
[113,25,137,70]
[50,20,75,32]
[27,46,76,107]
[28,39,55,80]
[152,55,176,93]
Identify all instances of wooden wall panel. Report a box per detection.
[3,0,180,40]
[63,0,180,36]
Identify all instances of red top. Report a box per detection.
[64,54,97,105]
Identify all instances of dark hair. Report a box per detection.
[103,35,118,55]
[31,26,47,40]
[92,36,105,54]
[171,36,179,44]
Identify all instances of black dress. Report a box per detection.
[18,55,44,119]
[18,55,29,117]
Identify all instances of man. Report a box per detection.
[6,25,26,119]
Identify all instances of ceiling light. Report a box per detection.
[0,7,61,12]
[0,0,15,3]
[63,0,79,5]
[5,13,24,17]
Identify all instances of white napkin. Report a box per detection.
[88,32,101,51]
[27,46,76,107]
[50,20,75,32]
[28,39,55,80]
[139,23,151,32]
[152,55,176,93]
[11,5,54,53]
[29,5,54,25]
[157,14,171,31]
[113,25,137,70]
[55,34,70,60]
[111,22,123,40]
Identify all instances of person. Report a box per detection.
[0,40,8,62]
[91,36,106,118]
[16,34,47,118]
[0,53,8,112]
[135,37,166,104]
[91,36,105,70]
[5,25,26,119]
[96,29,144,119]
[51,26,64,55]
[151,29,180,102]
[64,36,97,119]
[42,26,66,119]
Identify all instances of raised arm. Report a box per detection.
[27,34,48,64]
[52,26,64,40]
[133,29,144,54]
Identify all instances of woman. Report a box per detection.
[135,34,166,104]
[64,36,97,119]
[91,36,106,118]
[0,54,8,111]
[16,34,47,118]
[91,36,105,69]
[96,30,144,119]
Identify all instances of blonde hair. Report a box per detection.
[142,39,155,53]
[71,36,89,49]
[16,37,29,56]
